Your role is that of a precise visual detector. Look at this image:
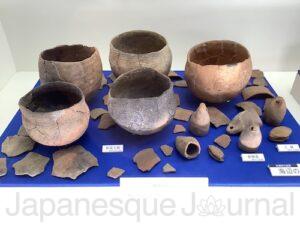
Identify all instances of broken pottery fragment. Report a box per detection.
[13,152,49,177]
[168,71,182,80]
[207,107,230,127]
[18,125,29,136]
[174,107,193,121]
[133,148,161,172]
[1,135,35,157]
[109,30,172,77]
[173,124,186,133]
[19,81,90,146]
[253,77,267,86]
[175,136,201,159]
[269,126,292,142]
[189,103,210,136]
[238,125,262,152]
[175,94,180,106]
[0,158,7,177]
[108,68,177,135]
[236,101,262,116]
[208,145,224,162]
[214,134,231,149]
[160,145,173,156]
[173,80,187,88]
[263,97,286,126]
[226,109,262,135]
[163,163,176,173]
[98,113,115,129]
[242,86,274,100]
[109,73,117,82]
[52,145,98,180]
[251,69,264,78]
[90,108,108,120]
[107,167,125,179]
[103,94,109,105]
[99,76,107,89]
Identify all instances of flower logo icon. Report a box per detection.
[197,195,225,216]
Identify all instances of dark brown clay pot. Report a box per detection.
[109,30,172,77]
[19,81,90,146]
[185,40,252,103]
[38,44,103,100]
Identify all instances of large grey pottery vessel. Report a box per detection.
[108,68,177,135]
[38,44,103,100]
[109,30,172,77]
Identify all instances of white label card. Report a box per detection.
[268,164,300,177]
[276,144,300,152]
[102,145,124,153]
[241,153,265,162]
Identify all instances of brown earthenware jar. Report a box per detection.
[109,30,172,77]
[38,44,103,100]
[19,81,90,146]
[185,40,252,103]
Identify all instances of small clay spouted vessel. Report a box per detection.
[238,125,262,152]
[175,136,201,159]
[263,97,286,126]
[189,103,210,136]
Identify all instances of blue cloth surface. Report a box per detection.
[0,71,299,187]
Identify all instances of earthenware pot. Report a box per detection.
[185,40,252,103]
[38,44,103,100]
[19,81,90,146]
[108,67,177,135]
[109,30,172,77]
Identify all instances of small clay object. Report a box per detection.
[175,94,180,106]
[90,108,108,120]
[214,134,231,149]
[185,40,252,103]
[19,81,90,146]
[238,125,262,152]
[168,71,182,80]
[189,103,210,136]
[163,163,176,173]
[108,68,177,135]
[109,73,117,82]
[269,126,292,142]
[0,158,7,177]
[173,124,186,133]
[13,152,49,177]
[103,94,109,105]
[99,76,107,89]
[242,86,274,100]
[52,145,98,180]
[133,148,161,172]
[227,109,262,134]
[208,145,224,162]
[173,80,187,88]
[207,107,230,127]
[236,101,262,116]
[39,44,103,100]
[1,135,35,157]
[263,97,286,126]
[174,107,193,121]
[253,77,267,86]
[160,145,173,156]
[175,136,201,159]
[109,30,172,77]
[107,167,125,179]
[18,125,29,136]
[98,113,115,129]
[251,69,264,78]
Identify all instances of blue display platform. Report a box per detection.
[0,71,299,187]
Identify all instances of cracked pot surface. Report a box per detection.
[19,81,90,146]
[0,158,7,177]
[175,136,201,159]
[1,135,35,157]
[133,148,161,172]
[189,103,210,136]
[207,107,230,127]
[263,96,286,126]
[238,125,262,152]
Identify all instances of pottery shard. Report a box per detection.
[107,167,125,179]
[175,94,180,106]
[175,136,201,159]
[208,145,224,162]
[236,101,262,116]
[52,145,98,180]
[100,76,107,89]
[133,148,161,172]
[252,69,264,78]
[269,126,292,142]
[98,113,116,129]
[214,134,231,149]
[189,103,210,136]
[173,80,187,88]
[174,107,193,121]
[13,152,49,177]
[1,135,35,157]
[253,77,267,87]
[103,94,109,105]
[109,73,117,82]
[160,144,173,156]
[90,108,108,120]
[173,124,186,133]
[207,107,230,128]
[238,125,262,152]
[18,125,29,136]
[242,86,274,100]
[263,97,286,126]
[168,71,182,80]
[0,158,7,177]
[163,163,176,173]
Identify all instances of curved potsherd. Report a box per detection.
[269,126,292,142]
[133,148,161,172]
[174,107,193,121]
[236,101,262,116]
[189,103,210,136]
[238,125,262,152]
[208,145,224,162]
[107,167,125,179]
[263,96,286,126]
[0,158,7,177]
[98,113,116,130]
[173,124,186,134]
[90,108,108,120]
[52,145,98,180]
[1,135,35,157]
[253,77,267,86]
[214,134,231,149]
[251,69,264,78]
[242,86,274,100]
[207,107,230,128]
[173,80,187,88]
[175,136,201,159]
[163,163,176,173]
[160,145,173,156]
[168,71,183,80]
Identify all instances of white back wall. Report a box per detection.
[0,0,299,72]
